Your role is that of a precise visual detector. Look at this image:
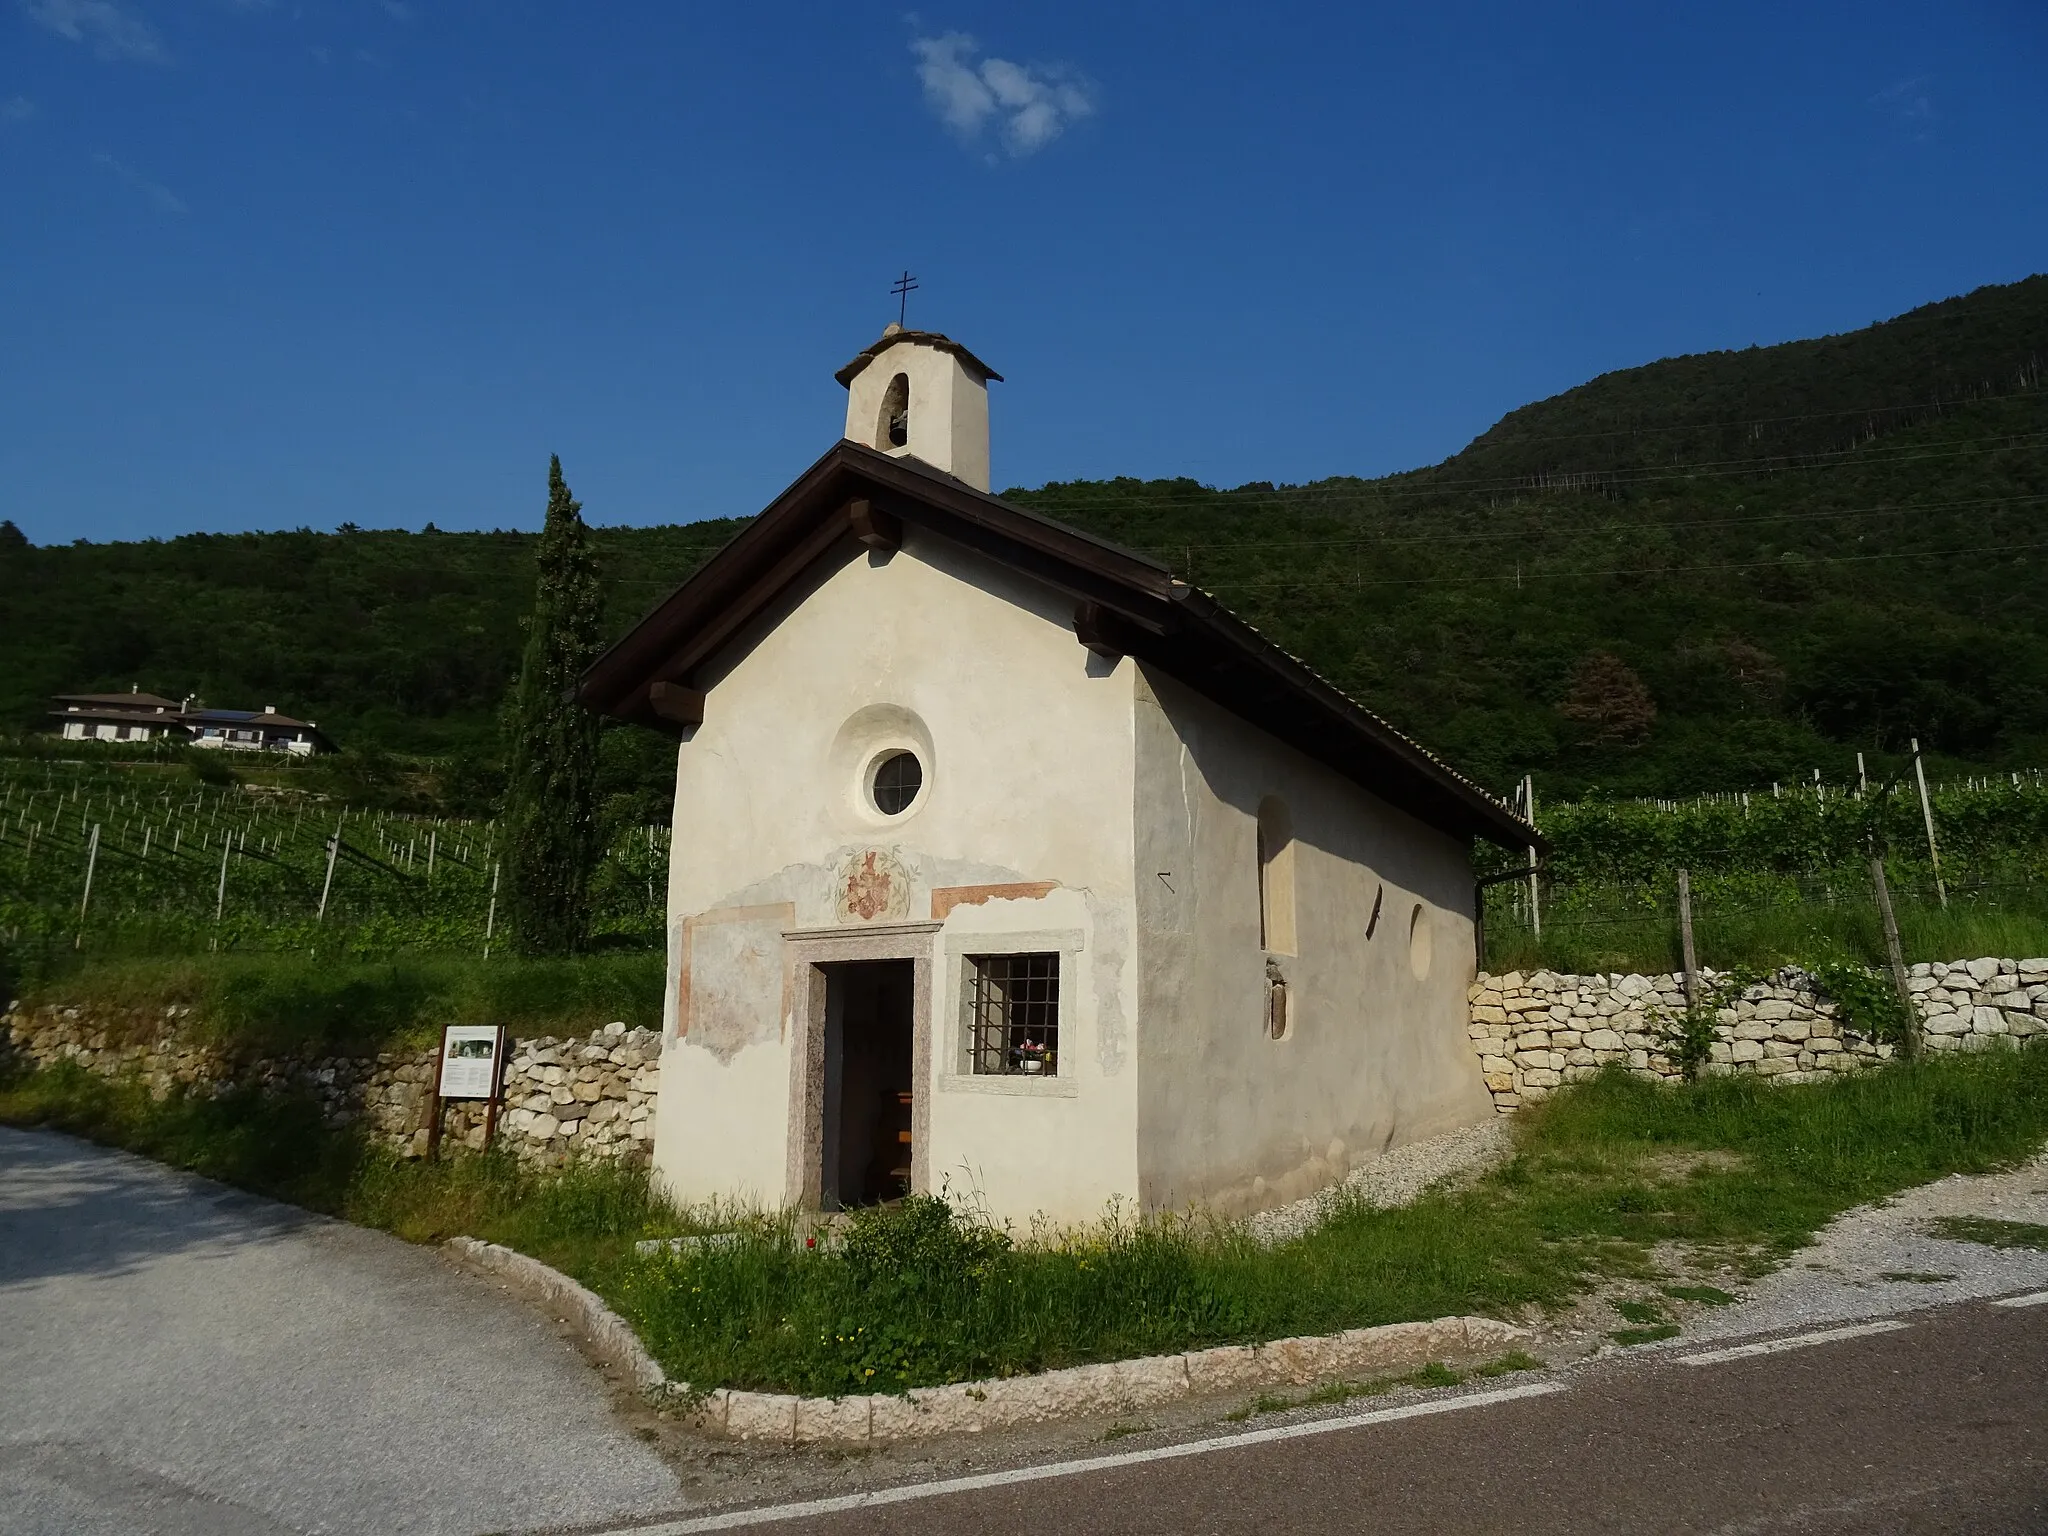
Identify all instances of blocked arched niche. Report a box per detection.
[1256,795,1296,955]
[828,703,935,825]
[1408,902,1433,980]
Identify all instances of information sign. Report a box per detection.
[438,1024,506,1100]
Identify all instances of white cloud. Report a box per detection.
[93,150,187,213]
[20,0,166,61]
[1,94,35,121]
[910,33,1093,158]
[1872,76,1937,138]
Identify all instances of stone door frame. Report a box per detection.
[782,920,940,1210]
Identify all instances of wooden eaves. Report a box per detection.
[577,440,1542,853]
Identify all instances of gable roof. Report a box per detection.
[54,691,184,711]
[834,328,1004,387]
[579,440,1539,851]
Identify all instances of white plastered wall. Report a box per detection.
[653,528,1139,1223]
[1132,667,1493,1216]
[841,340,992,492]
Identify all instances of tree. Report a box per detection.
[502,456,604,955]
[1559,650,1657,747]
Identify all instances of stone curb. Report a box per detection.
[443,1236,666,1393]
[444,1236,1527,1445]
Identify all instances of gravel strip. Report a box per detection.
[1248,1119,1516,1245]
[1684,1148,2048,1342]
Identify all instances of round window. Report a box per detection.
[870,750,923,816]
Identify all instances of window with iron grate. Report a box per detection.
[966,952,1060,1075]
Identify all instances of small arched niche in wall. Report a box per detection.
[877,373,910,450]
[1256,796,1296,956]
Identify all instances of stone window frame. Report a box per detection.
[938,927,1084,1098]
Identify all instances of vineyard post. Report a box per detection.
[1869,855,1920,1061]
[1523,775,1541,941]
[1910,738,1946,909]
[1677,868,1698,1010]
[214,831,231,922]
[483,861,500,959]
[317,818,341,920]
[75,822,101,950]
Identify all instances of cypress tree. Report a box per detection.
[503,456,604,955]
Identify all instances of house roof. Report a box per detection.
[833,327,1004,388]
[578,440,1540,851]
[53,691,184,711]
[187,707,324,732]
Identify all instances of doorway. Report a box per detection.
[820,959,916,1208]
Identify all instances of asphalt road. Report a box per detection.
[0,1125,679,1536]
[616,1299,2048,1536]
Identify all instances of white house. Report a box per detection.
[580,325,1538,1225]
[183,706,333,756]
[51,690,187,743]
[49,690,334,755]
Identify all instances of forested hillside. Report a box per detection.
[1014,275,2048,795]
[4,275,2043,808]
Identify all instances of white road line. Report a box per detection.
[1679,1319,1908,1365]
[605,1380,1566,1534]
[1991,1290,2048,1309]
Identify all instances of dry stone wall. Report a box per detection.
[1470,957,2047,1113]
[0,1001,661,1166]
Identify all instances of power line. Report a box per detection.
[1122,492,2048,556]
[1197,536,2048,594]
[1421,380,2047,450]
[1014,426,2048,511]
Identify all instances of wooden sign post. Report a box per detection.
[426,1023,509,1160]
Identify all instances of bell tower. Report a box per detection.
[835,325,1003,492]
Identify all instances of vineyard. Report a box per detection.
[0,755,670,969]
[6,751,2048,998]
[1481,768,2048,974]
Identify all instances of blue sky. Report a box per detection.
[3,1,2044,544]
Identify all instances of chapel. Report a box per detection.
[579,323,1538,1223]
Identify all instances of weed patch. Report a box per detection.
[1929,1216,2048,1251]
[1609,1324,1682,1346]
[1661,1284,1737,1305]
[1879,1271,1955,1283]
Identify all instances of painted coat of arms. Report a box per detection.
[837,848,910,922]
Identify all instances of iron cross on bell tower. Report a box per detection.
[890,271,919,328]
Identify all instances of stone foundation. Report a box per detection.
[1470,956,2047,1113]
[0,1002,661,1166]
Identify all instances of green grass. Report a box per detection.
[6,950,666,1053]
[1929,1215,2048,1250]
[1661,1284,1737,1305]
[1484,892,2048,978]
[603,1043,2048,1395]
[8,1043,2048,1399]
[1613,1300,1666,1324]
